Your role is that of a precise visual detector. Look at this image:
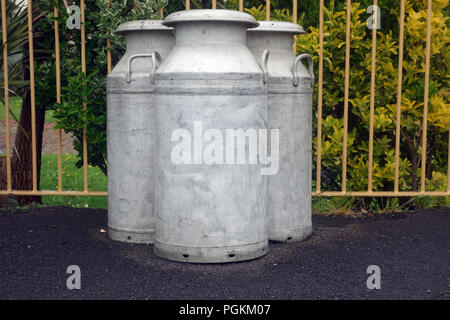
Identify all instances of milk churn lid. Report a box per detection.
[115,20,173,35]
[248,21,305,34]
[163,9,259,28]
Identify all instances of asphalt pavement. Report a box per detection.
[0,206,449,300]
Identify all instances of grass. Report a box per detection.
[0,96,22,120]
[312,197,357,215]
[40,154,107,209]
[0,96,55,123]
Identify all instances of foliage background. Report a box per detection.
[292,0,450,210]
[46,0,165,176]
[29,0,450,211]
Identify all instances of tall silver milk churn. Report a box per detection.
[107,20,175,243]
[154,10,269,263]
[247,21,314,242]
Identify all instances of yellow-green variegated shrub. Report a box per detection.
[243,0,449,209]
[293,0,449,209]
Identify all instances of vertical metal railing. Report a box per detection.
[27,0,37,192]
[315,0,324,194]
[1,0,11,192]
[0,0,105,196]
[448,130,450,193]
[420,0,432,193]
[80,0,88,193]
[107,0,112,73]
[367,0,378,193]
[341,0,351,194]
[311,0,448,197]
[292,0,297,53]
[54,6,63,192]
[394,0,405,193]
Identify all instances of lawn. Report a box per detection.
[40,154,107,209]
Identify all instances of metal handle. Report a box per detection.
[261,49,270,84]
[126,51,161,84]
[293,53,314,88]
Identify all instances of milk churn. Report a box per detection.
[154,10,269,263]
[247,21,314,242]
[107,20,175,243]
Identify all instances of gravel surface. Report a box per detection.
[0,206,449,300]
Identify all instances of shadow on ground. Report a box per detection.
[0,206,449,300]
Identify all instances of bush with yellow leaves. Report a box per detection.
[295,0,449,209]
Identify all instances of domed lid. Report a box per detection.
[163,9,259,28]
[248,21,304,34]
[115,20,173,35]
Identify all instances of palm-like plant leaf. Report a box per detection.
[0,0,47,139]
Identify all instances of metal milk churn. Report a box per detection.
[247,21,314,242]
[107,20,175,243]
[154,10,269,263]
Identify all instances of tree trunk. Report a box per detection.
[9,87,46,206]
[0,4,48,208]
[0,58,46,207]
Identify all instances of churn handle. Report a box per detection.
[293,53,314,88]
[126,50,162,84]
[261,50,270,84]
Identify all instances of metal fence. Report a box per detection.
[1,0,449,198]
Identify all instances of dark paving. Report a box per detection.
[0,206,449,300]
